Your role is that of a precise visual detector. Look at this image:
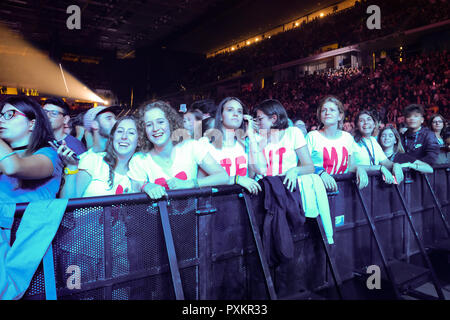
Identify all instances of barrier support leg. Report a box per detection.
[158,200,185,300]
[242,193,277,300]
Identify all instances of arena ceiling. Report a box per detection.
[0,0,339,57]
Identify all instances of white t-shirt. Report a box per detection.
[306,130,357,174]
[352,136,387,166]
[262,126,307,176]
[199,137,248,177]
[78,150,132,196]
[128,139,208,189]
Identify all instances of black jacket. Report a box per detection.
[260,175,305,267]
[401,127,440,165]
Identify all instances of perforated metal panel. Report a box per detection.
[21,198,199,300]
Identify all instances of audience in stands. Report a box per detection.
[0,96,63,202]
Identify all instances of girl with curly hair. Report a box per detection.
[128,100,228,199]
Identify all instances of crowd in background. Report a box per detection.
[180,0,449,89]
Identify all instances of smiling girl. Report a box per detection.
[128,101,228,199]
[0,96,62,202]
[352,110,404,184]
[55,115,140,197]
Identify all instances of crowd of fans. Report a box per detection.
[237,50,449,132]
[179,0,449,90]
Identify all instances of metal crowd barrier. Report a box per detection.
[12,165,449,300]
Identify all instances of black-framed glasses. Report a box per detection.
[43,109,65,118]
[432,120,443,124]
[0,109,27,121]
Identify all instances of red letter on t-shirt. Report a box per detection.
[336,147,349,174]
[220,158,232,176]
[276,147,286,175]
[235,155,247,177]
[323,147,339,174]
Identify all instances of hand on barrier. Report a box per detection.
[392,163,404,184]
[380,166,395,184]
[237,175,262,195]
[143,182,167,200]
[319,171,338,192]
[283,167,299,192]
[356,167,369,189]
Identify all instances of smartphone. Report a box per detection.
[51,140,80,161]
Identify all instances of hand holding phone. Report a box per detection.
[49,140,80,163]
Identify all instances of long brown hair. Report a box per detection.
[378,124,405,154]
[103,115,139,190]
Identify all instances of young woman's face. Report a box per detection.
[221,100,243,130]
[431,116,444,133]
[113,119,138,157]
[379,129,396,149]
[144,108,171,148]
[320,101,342,127]
[0,103,33,146]
[357,113,376,137]
[256,110,273,131]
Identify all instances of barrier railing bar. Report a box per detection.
[13,185,243,217]
[57,258,200,296]
[158,200,185,300]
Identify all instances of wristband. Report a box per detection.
[318,170,326,177]
[234,175,240,185]
[64,167,79,175]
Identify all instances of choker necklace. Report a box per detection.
[12,145,28,151]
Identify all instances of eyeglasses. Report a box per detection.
[432,120,443,124]
[43,109,65,118]
[0,109,27,121]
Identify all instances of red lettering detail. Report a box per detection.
[276,147,286,175]
[266,150,273,176]
[235,155,247,177]
[155,171,188,189]
[323,147,339,174]
[220,158,232,176]
[336,147,349,174]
